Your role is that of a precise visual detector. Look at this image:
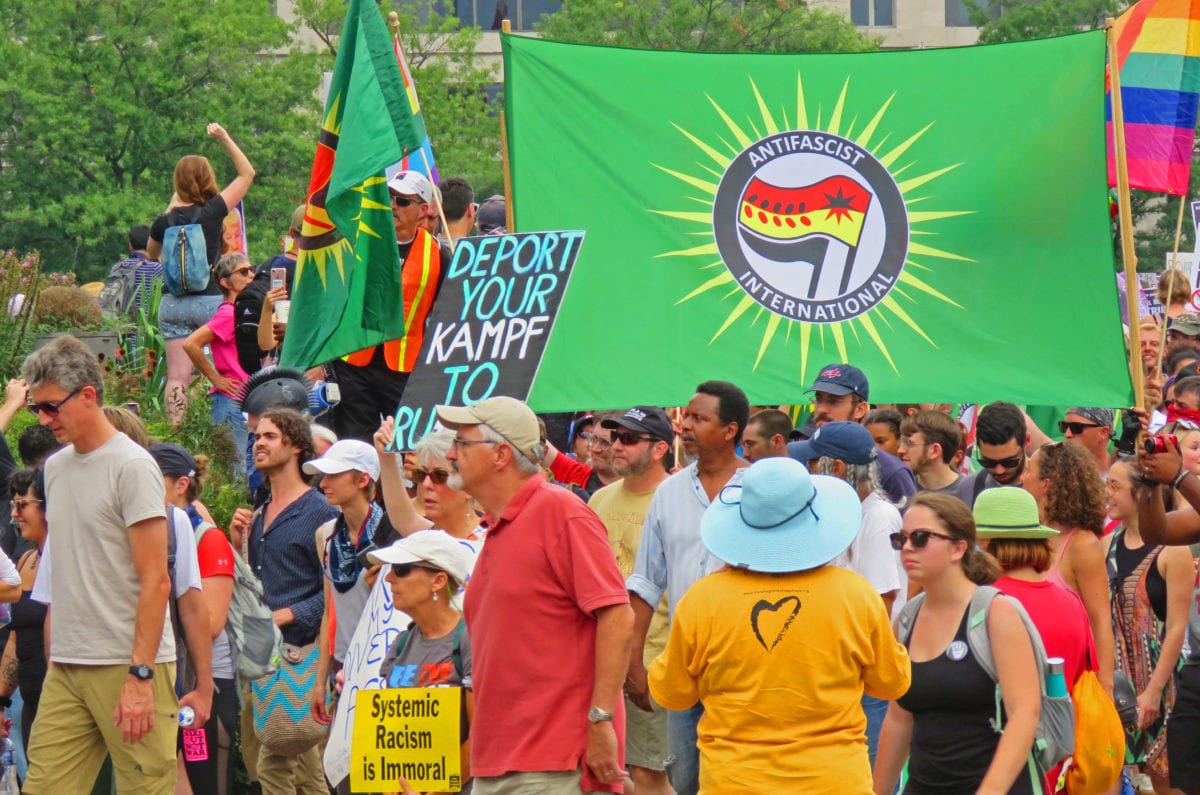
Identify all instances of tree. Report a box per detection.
[0,0,322,282]
[966,0,1120,43]
[293,0,503,201]
[536,0,878,53]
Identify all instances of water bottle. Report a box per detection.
[1046,657,1069,698]
[0,736,19,795]
[178,705,196,728]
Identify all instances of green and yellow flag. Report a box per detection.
[505,32,1134,409]
[282,0,426,369]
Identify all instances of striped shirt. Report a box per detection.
[249,488,338,646]
[627,462,745,620]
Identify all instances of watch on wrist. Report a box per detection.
[587,706,614,724]
[128,664,154,681]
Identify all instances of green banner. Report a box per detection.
[504,31,1133,410]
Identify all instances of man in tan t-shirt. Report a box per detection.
[21,334,176,794]
[588,406,675,795]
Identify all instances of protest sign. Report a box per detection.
[323,577,410,786]
[390,230,584,450]
[350,687,463,792]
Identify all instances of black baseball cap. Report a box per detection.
[805,363,869,401]
[602,406,674,443]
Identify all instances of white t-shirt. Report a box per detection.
[832,492,903,599]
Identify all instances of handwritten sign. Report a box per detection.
[322,577,410,786]
[390,230,584,450]
[350,687,462,792]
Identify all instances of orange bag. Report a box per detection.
[1061,670,1124,795]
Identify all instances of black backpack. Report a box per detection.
[235,269,271,375]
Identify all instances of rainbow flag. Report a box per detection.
[1107,0,1200,195]
[392,35,439,184]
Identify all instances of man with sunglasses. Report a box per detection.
[20,335,178,794]
[1060,406,1114,478]
[955,401,1030,509]
[436,396,633,795]
[588,407,675,795]
[328,170,451,444]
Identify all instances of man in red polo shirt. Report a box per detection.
[437,396,634,794]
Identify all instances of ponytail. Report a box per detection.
[962,546,1002,585]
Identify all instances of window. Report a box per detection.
[945,0,1000,27]
[452,0,560,29]
[851,0,894,27]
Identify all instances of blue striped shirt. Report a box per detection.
[249,488,338,646]
[627,463,745,620]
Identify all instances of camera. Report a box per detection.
[1144,434,1178,454]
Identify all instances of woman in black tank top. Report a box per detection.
[874,494,1042,795]
[6,468,48,757]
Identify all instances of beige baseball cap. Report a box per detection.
[435,396,540,464]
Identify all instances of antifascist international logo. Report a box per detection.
[712,131,908,324]
[652,76,973,376]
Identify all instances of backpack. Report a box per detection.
[234,269,271,375]
[162,207,210,296]
[191,521,283,682]
[98,256,142,316]
[895,585,1075,774]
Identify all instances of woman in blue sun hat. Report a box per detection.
[648,456,911,793]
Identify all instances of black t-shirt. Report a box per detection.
[149,193,229,296]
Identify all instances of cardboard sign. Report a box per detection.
[390,230,585,450]
[350,687,463,792]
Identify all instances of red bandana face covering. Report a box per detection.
[1166,405,1200,428]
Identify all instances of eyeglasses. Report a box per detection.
[978,452,1023,470]
[1058,420,1103,435]
[901,437,927,449]
[11,499,41,512]
[229,266,254,278]
[391,195,418,207]
[582,431,612,450]
[889,530,956,550]
[411,466,451,485]
[611,431,655,446]
[451,437,494,450]
[391,563,440,579]
[27,389,80,418]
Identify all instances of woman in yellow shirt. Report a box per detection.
[648,457,912,794]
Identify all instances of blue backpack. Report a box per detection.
[161,207,210,296]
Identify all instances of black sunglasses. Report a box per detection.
[889,530,956,550]
[978,452,1023,470]
[391,563,441,578]
[391,195,417,207]
[611,430,655,446]
[411,466,451,485]
[1058,420,1103,435]
[27,388,80,418]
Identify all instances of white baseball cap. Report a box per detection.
[367,530,474,588]
[386,170,433,203]
[302,439,380,481]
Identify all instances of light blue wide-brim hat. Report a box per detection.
[701,457,863,573]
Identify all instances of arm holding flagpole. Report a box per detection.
[1109,18,1146,412]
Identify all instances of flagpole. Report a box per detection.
[500,18,516,232]
[1109,18,1146,410]
[388,12,453,245]
[1156,195,1188,375]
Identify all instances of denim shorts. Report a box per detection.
[158,293,223,340]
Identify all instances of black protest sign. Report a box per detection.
[390,230,584,451]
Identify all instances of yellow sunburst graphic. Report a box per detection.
[651,75,974,379]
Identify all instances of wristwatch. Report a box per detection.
[587,706,614,724]
[128,664,154,681]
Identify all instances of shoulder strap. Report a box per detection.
[894,591,927,645]
[451,618,466,679]
[972,470,989,503]
[965,585,1002,682]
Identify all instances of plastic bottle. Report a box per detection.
[0,736,19,795]
[178,705,196,728]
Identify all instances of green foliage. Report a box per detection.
[0,0,324,282]
[294,0,504,198]
[536,0,879,53]
[966,0,1121,43]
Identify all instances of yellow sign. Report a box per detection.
[350,687,462,792]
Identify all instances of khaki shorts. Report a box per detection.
[24,662,178,795]
[473,768,607,794]
[624,692,670,771]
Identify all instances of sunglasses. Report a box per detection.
[611,430,655,446]
[27,388,80,418]
[978,452,1023,470]
[390,195,418,207]
[1058,420,1103,435]
[228,266,254,278]
[391,563,440,579]
[11,499,41,512]
[889,530,956,550]
[411,466,451,485]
